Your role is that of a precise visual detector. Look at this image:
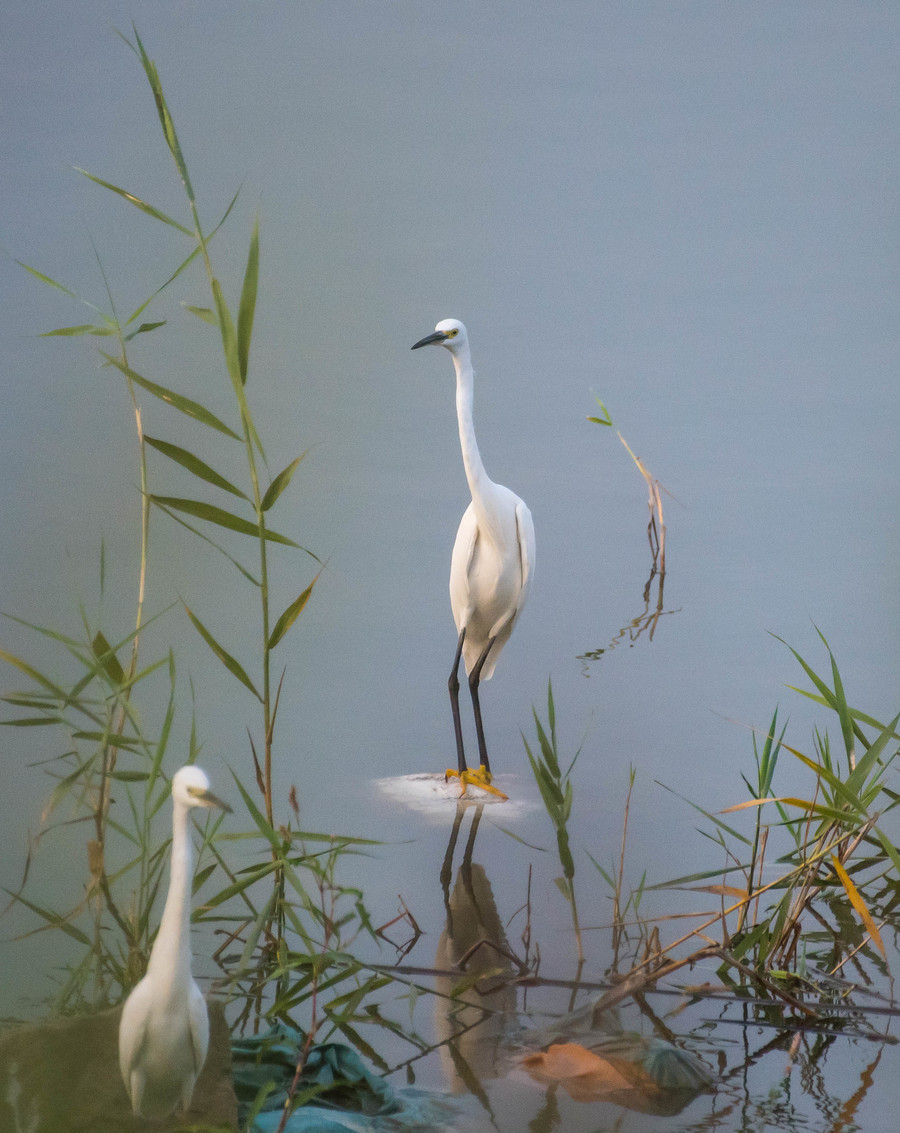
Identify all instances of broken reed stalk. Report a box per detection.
[617,433,666,577]
[587,398,667,575]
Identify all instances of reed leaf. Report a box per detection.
[782,744,867,817]
[150,496,299,547]
[73,168,193,234]
[126,244,205,326]
[183,304,217,325]
[15,260,79,299]
[129,26,196,205]
[229,771,281,852]
[0,716,65,728]
[656,781,750,845]
[237,217,259,384]
[103,353,241,439]
[210,278,265,459]
[91,630,125,685]
[144,435,247,499]
[832,855,886,959]
[846,711,900,797]
[261,452,307,512]
[40,324,115,338]
[124,320,166,341]
[153,502,261,585]
[268,579,316,650]
[4,890,94,947]
[183,603,262,701]
[0,648,70,701]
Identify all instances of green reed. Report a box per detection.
[523,680,584,966]
[0,33,461,1080]
[646,632,900,993]
[0,25,333,1021]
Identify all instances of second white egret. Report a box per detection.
[412,319,535,795]
[118,765,230,1118]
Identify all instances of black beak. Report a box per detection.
[411,330,448,350]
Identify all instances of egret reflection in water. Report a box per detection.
[434,804,521,1092]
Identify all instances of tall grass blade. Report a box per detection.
[237,217,259,384]
[821,637,856,770]
[847,712,900,796]
[153,502,261,585]
[15,260,79,299]
[832,855,886,960]
[782,744,867,816]
[124,320,166,341]
[656,782,750,844]
[183,603,262,701]
[0,648,70,701]
[130,26,196,205]
[268,579,317,651]
[150,495,300,547]
[4,890,93,947]
[144,435,247,499]
[73,168,193,234]
[183,304,217,325]
[0,716,65,728]
[40,324,115,338]
[91,631,125,685]
[103,354,241,438]
[261,452,308,512]
[210,279,265,459]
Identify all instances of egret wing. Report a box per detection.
[184,978,209,1074]
[514,499,535,614]
[449,502,479,632]
[118,979,153,1107]
[187,981,211,1076]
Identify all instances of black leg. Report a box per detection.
[469,637,495,776]
[448,628,468,775]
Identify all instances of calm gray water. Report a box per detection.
[2,4,899,1129]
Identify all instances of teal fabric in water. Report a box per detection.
[232,1024,464,1132]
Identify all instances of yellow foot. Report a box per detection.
[444,765,508,800]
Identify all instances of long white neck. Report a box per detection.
[452,343,492,504]
[147,800,193,993]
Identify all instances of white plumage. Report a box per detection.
[118,765,229,1118]
[412,319,535,789]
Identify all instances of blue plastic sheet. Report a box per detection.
[232,1024,464,1132]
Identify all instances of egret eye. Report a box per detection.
[446,329,459,338]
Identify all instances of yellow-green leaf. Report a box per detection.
[832,855,886,960]
[150,496,299,547]
[103,353,241,439]
[74,168,193,234]
[183,304,218,326]
[92,631,125,685]
[145,436,247,499]
[40,324,114,338]
[268,578,317,650]
[237,217,259,384]
[183,604,262,701]
[261,452,307,512]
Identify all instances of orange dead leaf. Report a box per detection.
[521,1043,632,1101]
[691,884,747,899]
[832,856,887,961]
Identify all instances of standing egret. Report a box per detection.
[118,765,230,1118]
[412,319,535,795]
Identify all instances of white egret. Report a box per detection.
[412,319,535,795]
[118,765,230,1118]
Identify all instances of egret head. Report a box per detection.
[411,318,468,355]
[171,765,231,813]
